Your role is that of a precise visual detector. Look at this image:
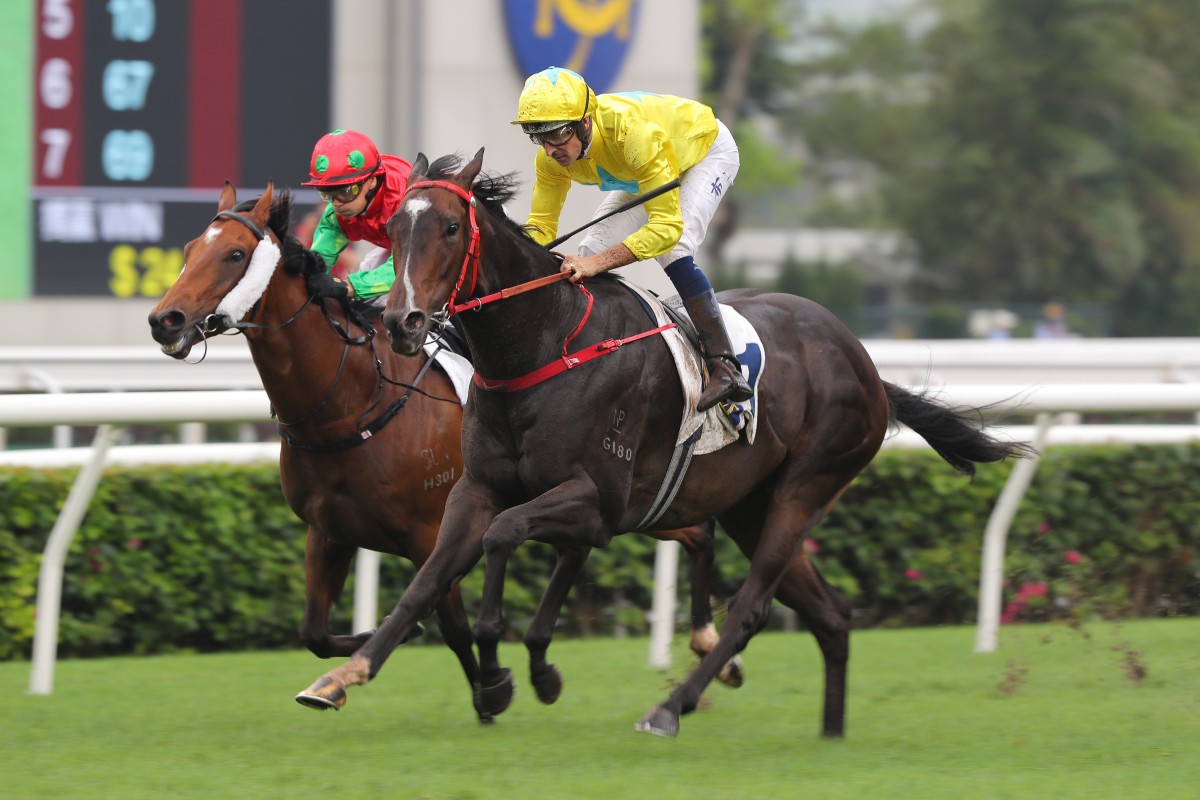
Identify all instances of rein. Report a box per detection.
[278,342,450,453]
[406,179,675,393]
[203,207,456,451]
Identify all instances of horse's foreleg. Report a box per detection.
[524,544,592,705]
[473,480,611,719]
[298,529,370,658]
[432,586,487,720]
[296,482,496,714]
[472,540,516,720]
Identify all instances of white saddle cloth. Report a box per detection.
[422,340,472,406]
[618,280,764,456]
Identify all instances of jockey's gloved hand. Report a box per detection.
[307,272,350,301]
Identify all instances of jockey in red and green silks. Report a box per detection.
[301,129,413,301]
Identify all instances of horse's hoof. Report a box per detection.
[473,668,515,721]
[717,654,745,689]
[634,705,679,738]
[531,663,563,705]
[295,676,346,711]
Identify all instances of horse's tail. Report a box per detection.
[884,382,1034,477]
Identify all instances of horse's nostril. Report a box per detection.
[403,311,426,333]
[152,309,185,332]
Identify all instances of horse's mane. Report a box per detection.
[234,191,326,278]
[425,154,545,248]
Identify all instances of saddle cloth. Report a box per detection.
[618,280,765,456]
[422,340,472,406]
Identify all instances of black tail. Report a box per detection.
[884,382,1034,477]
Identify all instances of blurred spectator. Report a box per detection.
[968,308,1017,340]
[1034,301,1072,339]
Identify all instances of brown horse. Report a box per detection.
[294,151,1027,738]
[147,183,741,719]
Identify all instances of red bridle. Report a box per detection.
[403,179,481,316]
[403,177,675,392]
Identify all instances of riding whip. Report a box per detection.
[545,178,682,249]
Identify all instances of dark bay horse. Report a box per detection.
[294,151,1025,737]
[147,183,739,720]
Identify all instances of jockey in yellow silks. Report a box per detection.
[514,66,751,411]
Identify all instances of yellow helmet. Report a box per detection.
[512,67,597,134]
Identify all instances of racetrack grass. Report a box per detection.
[2,619,1197,800]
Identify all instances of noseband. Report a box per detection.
[403,180,481,320]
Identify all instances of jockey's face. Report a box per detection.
[328,175,378,218]
[539,121,587,168]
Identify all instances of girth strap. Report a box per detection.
[633,426,702,532]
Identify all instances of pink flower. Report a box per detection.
[1036,522,1052,536]
[803,538,819,554]
[1016,582,1047,600]
[904,568,923,581]
[1000,602,1021,624]
[127,538,143,549]
[1064,550,1082,565]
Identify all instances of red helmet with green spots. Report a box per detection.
[301,129,382,187]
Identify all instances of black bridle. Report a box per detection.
[193,209,460,452]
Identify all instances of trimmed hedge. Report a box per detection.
[1,444,1197,660]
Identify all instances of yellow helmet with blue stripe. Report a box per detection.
[512,67,597,134]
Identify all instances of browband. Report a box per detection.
[213,210,266,240]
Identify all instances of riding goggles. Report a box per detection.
[318,181,366,204]
[527,124,576,148]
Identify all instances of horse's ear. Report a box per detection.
[250,180,274,226]
[218,181,237,213]
[460,148,485,185]
[409,153,429,184]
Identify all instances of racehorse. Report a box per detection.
[345,148,1024,739]
[147,183,742,720]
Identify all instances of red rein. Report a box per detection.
[403,180,674,392]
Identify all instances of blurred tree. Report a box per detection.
[780,0,1200,334]
[700,0,803,272]
[776,253,863,313]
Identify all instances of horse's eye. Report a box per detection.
[228,250,246,263]
[447,221,460,236]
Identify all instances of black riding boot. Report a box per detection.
[683,290,753,412]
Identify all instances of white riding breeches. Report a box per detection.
[578,119,739,268]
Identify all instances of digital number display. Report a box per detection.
[32,0,332,296]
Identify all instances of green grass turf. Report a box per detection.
[2,620,1197,799]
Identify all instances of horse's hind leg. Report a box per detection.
[650,521,744,688]
[523,544,591,705]
[637,474,849,738]
[299,528,372,657]
[774,552,852,738]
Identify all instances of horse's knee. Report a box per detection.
[299,626,332,659]
[524,628,552,654]
[474,615,506,644]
